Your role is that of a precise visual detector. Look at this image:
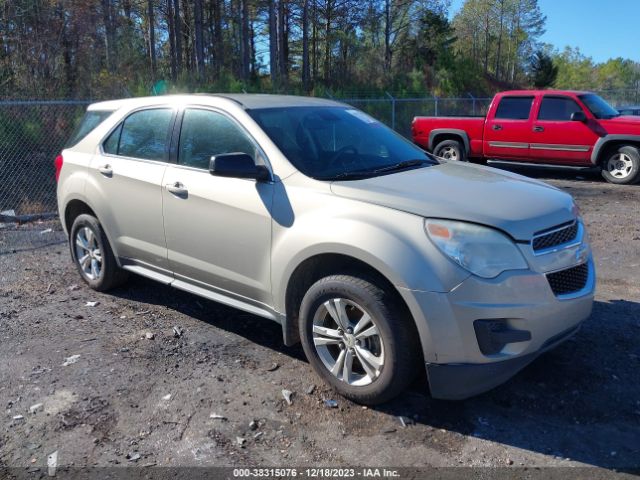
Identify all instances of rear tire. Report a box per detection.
[433,139,466,162]
[600,145,640,184]
[298,274,420,405]
[69,214,128,292]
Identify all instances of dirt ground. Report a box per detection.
[1,163,639,476]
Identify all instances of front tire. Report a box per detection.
[69,214,128,291]
[601,145,640,184]
[433,139,466,162]
[298,275,419,405]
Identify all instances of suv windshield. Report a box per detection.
[248,106,436,180]
[578,94,620,119]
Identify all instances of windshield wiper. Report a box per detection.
[321,158,436,181]
[370,158,435,174]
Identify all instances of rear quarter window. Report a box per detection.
[66,110,113,148]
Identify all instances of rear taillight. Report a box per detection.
[54,154,64,182]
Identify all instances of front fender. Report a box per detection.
[270,197,470,315]
[591,135,640,164]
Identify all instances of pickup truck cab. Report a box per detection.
[412,90,640,184]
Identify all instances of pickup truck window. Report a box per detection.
[538,96,582,121]
[495,97,534,120]
[249,106,435,180]
[578,94,620,119]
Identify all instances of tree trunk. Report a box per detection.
[194,0,205,77]
[101,0,116,72]
[181,0,193,73]
[213,0,223,78]
[277,0,287,83]
[148,0,157,79]
[302,0,310,92]
[483,10,490,74]
[495,0,504,80]
[324,1,332,84]
[268,0,278,86]
[241,0,250,81]
[167,0,177,81]
[174,0,182,75]
[312,0,318,81]
[384,0,391,73]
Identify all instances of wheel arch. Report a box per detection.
[591,135,640,165]
[281,252,423,356]
[62,197,122,266]
[428,129,470,155]
[63,199,97,234]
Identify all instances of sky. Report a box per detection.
[448,0,640,63]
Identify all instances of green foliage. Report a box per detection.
[530,50,558,88]
[0,0,637,100]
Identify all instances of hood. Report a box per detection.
[599,115,640,128]
[330,162,576,241]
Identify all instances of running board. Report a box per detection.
[120,261,279,323]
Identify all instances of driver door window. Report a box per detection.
[178,109,256,169]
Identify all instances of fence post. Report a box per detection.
[467,92,476,116]
[434,96,439,116]
[385,91,396,130]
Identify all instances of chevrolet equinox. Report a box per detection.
[56,94,595,403]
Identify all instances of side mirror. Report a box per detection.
[209,153,270,181]
[570,111,587,122]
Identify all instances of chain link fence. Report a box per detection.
[338,95,493,137]
[0,89,635,252]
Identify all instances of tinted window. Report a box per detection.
[103,123,122,154]
[178,109,255,170]
[495,97,533,120]
[249,107,434,180]
[114,109,174,161]
[538,96,582,121]
[578,94,620,119]
[66,110,113,147]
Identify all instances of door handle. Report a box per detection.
[492,124,503,131]
[98,164,113,176]
[533,126,544,132]
[166,182,188,197]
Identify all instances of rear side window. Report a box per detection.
[538,96,582,121]
[103,108,174,161]
[178,109,256,170]
[66,110,113,147]
[495,97,534,120]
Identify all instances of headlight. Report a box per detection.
[425,219,528,278]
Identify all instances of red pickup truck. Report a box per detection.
[412,90,640,184]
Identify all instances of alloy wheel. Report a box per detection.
[606,153,633,179]
[74,226,103,280]
[311,298,385,387]
[440,146,459,161]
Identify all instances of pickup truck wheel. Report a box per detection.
[601,146,640,184]
[434,139,466,162]
[70,214,128,292]
[299,275,419,405]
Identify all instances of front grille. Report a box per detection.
[546,263,589,296]
[532,222,579,251]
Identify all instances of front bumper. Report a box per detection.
[425,322,581,400]
[399,255,595,400]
